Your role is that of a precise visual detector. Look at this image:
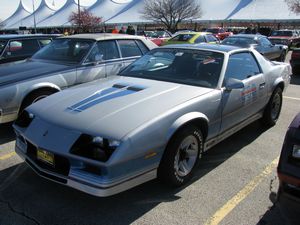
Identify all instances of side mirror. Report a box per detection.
[225,78,245,91]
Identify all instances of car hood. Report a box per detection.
[28,76,213,140]
[0,60,74,86]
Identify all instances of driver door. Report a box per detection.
[76,40,123,84]
[220,52,268,133]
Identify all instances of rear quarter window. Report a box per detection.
[118,40,143,58]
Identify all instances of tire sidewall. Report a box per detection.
[158,125,203,186]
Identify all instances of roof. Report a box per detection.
[59,33,147,41]
[0,34,60,40]
[174,32,212,36]
[226,34,266,38]
[160,43,241,53]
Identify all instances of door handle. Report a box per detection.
[259,83,266,89]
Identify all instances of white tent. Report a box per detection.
[106,0,242,24]
[228,0,300,21]
[9,0,57,29]
[37,0,85,27]
[1,0,32,29]
[88,0,134,22]
[106,0,150,24]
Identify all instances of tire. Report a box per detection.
[158,125,203,187]
[19,90,55,115]
[262,87,283,127]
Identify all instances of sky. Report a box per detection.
[0,0,98,21]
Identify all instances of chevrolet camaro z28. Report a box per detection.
[14,44,291,197]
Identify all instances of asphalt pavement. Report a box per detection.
[0,53,300,225]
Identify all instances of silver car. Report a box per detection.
[0,33,157,124]
[14,44,291,197]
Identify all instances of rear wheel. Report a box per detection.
[19,90,56,115]
[158,126,203,186]
[262,87,283,126]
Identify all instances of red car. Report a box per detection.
[206,27,233,40]
[269,30,300,49]
[138,30,172,46]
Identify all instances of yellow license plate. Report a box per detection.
[37,149,55,166]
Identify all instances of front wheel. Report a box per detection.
[262,87,283,126]
[158,126,203,186]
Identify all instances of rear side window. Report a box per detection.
[136,40,149,54]
[206,35,218,42]
[225,52,261,81]
[5,39,40,57]
[118,40,142,58]
[194,35,206,43]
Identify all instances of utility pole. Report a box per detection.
[32,0,37,34]
[78,0,81,33]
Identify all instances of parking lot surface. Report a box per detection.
[0,55,300,225]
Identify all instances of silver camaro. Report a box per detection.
[14,44,291,197]
[0,33,156,124]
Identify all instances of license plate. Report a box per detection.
[37,149,55,166]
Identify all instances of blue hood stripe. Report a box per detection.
[68,85,146,113]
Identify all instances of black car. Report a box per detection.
[277,113,300,225]
[222,34,288,62]
[0,34,59,64]
[290,48,300,75]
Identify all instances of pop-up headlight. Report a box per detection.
[14,110,34,128]
[71,134,120,162]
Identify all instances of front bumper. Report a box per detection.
[15,140,157,197]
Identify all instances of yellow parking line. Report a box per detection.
[204,157,279,225]
[284,96,300,101]
[0,152,16,160]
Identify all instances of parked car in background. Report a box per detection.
[138,30,172,46]
[14,44,290,197]
[269,30,300,49]
[222,34,288,61]
[277,112,300,225]
[0,34,59,64]
[206,27,233,40]
[0,33,156,124]
[164,32,220,45]
[290,48,300,74]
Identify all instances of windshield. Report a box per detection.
[32,39,94,63]
[120,48,224,88]
[222,37,257,47]
[271,30,293,36]
[0,41,7,55]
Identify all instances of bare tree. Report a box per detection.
[69,9,102,33]
[286,0,300,13]
[141,0,202,33]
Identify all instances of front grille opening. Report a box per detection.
[26,141,70,176]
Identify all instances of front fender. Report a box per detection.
[167,112,209,141]
[22,82,61,99]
